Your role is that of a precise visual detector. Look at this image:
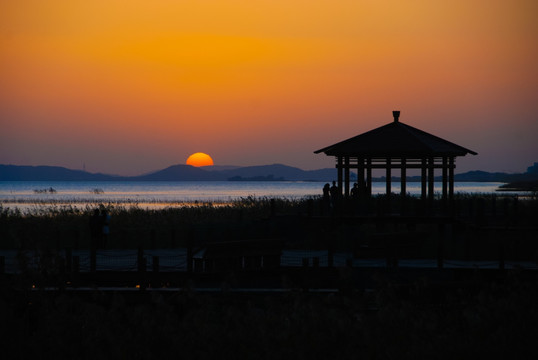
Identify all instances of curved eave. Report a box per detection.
[316,149,477,157]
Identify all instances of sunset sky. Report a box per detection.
[1,0,537,176]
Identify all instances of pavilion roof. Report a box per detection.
[314,114,477,158]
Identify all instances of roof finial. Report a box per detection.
[392,110,400,122]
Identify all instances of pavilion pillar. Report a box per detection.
[400,158,407,214]
[358,158,365,194]
[344,157,350,197]
[428,157,435,209]
[449,157,455,203]
[366,158,372,196]
[421,158,427,201]
[337,156,343,196]
[400,158,407,197]
[442,157,448,211]
[386,158,392,196]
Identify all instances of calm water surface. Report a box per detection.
[0,181,507,212]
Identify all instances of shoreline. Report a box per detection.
[498,179,538,192]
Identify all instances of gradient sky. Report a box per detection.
[1,0,537,176]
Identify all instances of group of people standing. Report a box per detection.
[322,181,340,214]
[322,180,368,214]
[89,207,111,249]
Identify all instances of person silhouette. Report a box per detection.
[329,181,339,211]
[350,182,359,199]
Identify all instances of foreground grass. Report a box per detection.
[1,273,537,359]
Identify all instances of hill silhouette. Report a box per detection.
[0,163,337,181]
[1,163,537,182]
[135,164,221,181]
[0,165,118,181]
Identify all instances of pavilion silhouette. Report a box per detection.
[314,111,477,210]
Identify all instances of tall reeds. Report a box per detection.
[1,194,536,254]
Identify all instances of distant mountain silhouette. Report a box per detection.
[0,163,342,182]
[0,163,326,181]
[134,164,222,181]
[216,164,344,182]
[0,165,119,181]
[2,163,537,182]
[199,165,242,172]
[228,175,286,181]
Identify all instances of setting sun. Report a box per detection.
[186,152,214,167]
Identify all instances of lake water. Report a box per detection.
[0,181,507,212]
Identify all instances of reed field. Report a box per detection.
[0,197,310,250]
[1,194,537,259]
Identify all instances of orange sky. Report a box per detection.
[1,0,537,175]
